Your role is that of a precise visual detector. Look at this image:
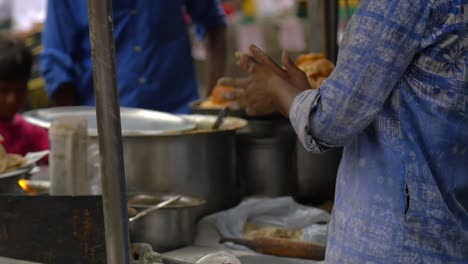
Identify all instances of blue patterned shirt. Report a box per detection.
[290,0,468,262]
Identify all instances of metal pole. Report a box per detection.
[87,1,131,263]
[307,0,322,53]
[319,0,339,63]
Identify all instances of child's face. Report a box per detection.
[0,80,27,120]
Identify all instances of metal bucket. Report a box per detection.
[99,115,247,217]
[128,194,204,252]
[236,119,297,197]
[295,140,343,202]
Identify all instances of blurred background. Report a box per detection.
[0,0,358,110]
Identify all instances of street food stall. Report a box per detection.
[0,0,347,263]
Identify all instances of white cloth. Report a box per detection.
[11,0,47,31]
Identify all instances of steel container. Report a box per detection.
[128,194,204,252]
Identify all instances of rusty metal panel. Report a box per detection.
[0,195,106,264]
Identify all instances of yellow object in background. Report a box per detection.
[242,0,256,19]
[339,0,359,7]
[28,78,49,109]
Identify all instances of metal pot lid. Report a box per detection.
[23,106,196,136]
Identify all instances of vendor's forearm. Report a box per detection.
[270,77,302,117]
[206,26,227,95]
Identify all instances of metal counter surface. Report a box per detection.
[165,246,323,264]
[165,216,324,264]
[0,257,42,264]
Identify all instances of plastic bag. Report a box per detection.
[204,197,330,247]
[196,251,241,264]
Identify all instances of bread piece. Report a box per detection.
[6,154,25,169]
[0,144,7,174]
[244,222,303,241]
[295,53,325,65]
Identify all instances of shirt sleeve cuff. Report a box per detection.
[289,89,337,153]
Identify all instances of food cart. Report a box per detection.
[0,0,345,263]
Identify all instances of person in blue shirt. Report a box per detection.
[220,0,467,262]
[40,1,227,113]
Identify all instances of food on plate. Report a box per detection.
[243,222,303,241]
[7,154,25,168]
[0,143,7,173]
[0,141,26,174]
[200,85,236,109]
[295,53,335,89]
[199,53,335,109]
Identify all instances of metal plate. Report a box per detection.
[190,100,286,121]
[0,165,33,179]
[23,106,196,136]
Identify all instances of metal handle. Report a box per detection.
[212,107,230,129]
[129,195,182,222]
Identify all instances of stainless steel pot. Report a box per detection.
[237,119,297,197]
[100,115,247,217]
[296,140,343,202]
[23,108,247,217]
[128,194,205,252]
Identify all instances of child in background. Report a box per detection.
[0,33,49,157]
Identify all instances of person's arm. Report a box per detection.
[184,0,227,96]
[39,0,79,106]
[289,0,432,152]
[206,25,227,96]
[230,0,432,153]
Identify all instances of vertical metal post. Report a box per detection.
[307,0,322,53]
[87,1,131,263]
[319,0,339,63]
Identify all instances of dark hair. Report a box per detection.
[0,33,33,81]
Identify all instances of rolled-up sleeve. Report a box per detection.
[39,0,78,97]
[290,0,431,153]
[184,0,226,38]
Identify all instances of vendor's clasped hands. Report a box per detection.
[218,45,310,116]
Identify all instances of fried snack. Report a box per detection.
[0,142,26,174]
[244,222,303,241]
[295,53,335,89]
[295,53,326,65]
[0,144,7,174]
[6,154,25,168]
[201,85,236,109]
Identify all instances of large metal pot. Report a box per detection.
[295,141,343,202]
[128,193,204,252]
[236,119,297,197]
[23,107,247,217]
[115,115,246,216]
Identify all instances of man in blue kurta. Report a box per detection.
[40,0,227,113]
[221,0,468,262]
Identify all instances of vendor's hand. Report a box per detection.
[216,77,248,111]
[219,62,295,116]
[218,54,279,116]
[247,45,311,91]
[218,75,285,116]
[218,45,306,116]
